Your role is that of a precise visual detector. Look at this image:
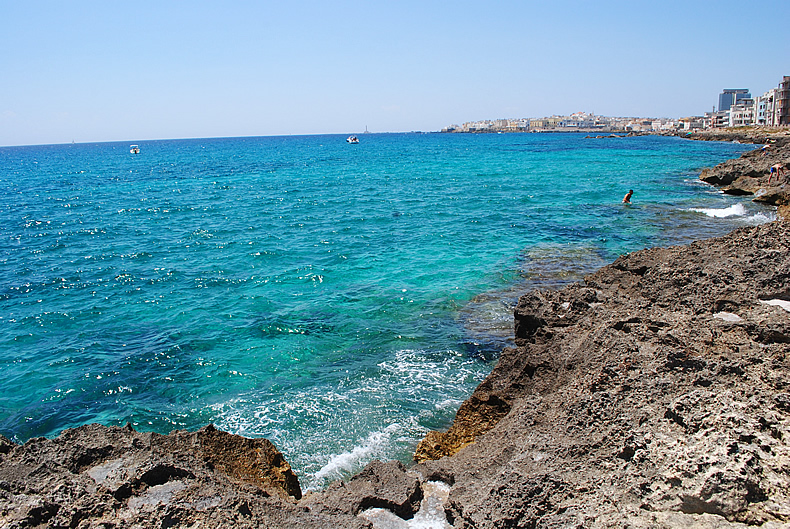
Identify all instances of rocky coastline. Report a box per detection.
[695,130,790,218]
[3,132,790,528]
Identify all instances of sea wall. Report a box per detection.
[3,133,790,528]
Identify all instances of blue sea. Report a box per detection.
[0,133,772,489]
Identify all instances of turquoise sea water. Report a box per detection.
[0,133,772,489]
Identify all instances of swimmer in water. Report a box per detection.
[622,189,633,204]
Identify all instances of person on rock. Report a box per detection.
[769,163,787,185]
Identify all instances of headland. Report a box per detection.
[2,131,790,528]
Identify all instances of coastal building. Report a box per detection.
[560,112,598,129]
[718,89,751,112]
[444,74,790,135]
[755,89,777,126]
[728,98,755,127]
[778,76,790,126]
[705,111,729,129]
[651,119,677,131]
[529,117,563,130]
[679,117,704,130]
[504,119,529,132]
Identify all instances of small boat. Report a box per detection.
[346,136,359,144]
[130,145,140,154]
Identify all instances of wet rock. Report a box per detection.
[696,133,790,213]
[301,460,422,520]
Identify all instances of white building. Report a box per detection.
[755,88,778,126]
[651,119,677,131]
[703,111,729,129]
[679,117,704,130]
[728,98,755,127]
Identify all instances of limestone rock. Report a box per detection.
[416,221,790,528]
[301,460,422,519]
[0,423,369,528]
[697,134,790,208]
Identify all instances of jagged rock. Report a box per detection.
[0,435,13,456]
[697,134,790,206]
[0,423,369,528]
[416,221,790,528]
[301,460,422,519]
[754,187,790,207]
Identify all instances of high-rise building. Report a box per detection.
[778,76,790,126]
[718,89,751,112]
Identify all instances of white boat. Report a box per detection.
[346,136,359,144]
[130,145,140,154]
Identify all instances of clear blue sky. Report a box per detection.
[2,0,789,146]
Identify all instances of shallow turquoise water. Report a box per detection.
[0,133,770,489]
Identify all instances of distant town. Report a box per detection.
[442,75,790,134]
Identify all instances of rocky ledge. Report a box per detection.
[4,137,790,528]
[696,130,790,217]
[414,220,790,527]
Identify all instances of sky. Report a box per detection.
[1,0,789,146]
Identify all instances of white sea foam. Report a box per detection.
[743,211,777,225]
[689,204,746,218]
[312,423,402,485]
[211,347,488,491]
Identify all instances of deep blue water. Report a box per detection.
[0,133,771,489]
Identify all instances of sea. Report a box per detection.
[0,132,773,490]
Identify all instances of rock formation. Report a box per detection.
[0,424,370,528]
[697,131,790,217]
[415,221,790,527]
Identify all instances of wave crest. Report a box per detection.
[690,204,746,218]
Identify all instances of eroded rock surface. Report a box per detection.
[0,424,370,528]
[301,460,423,520]
[416,221,790,528]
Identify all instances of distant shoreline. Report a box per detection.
[442,125,790,142]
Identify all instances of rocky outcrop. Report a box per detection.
[5,226,790,529]
[0,423,371,528]
[301,460,423,520]
[696,130,790,217]
[0,421,442,528]
[415,221,790,527]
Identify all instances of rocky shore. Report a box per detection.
[412,220,790,527]
[695,130,790,218]
[3,133,790,528]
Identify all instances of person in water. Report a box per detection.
[622,189,633,204]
